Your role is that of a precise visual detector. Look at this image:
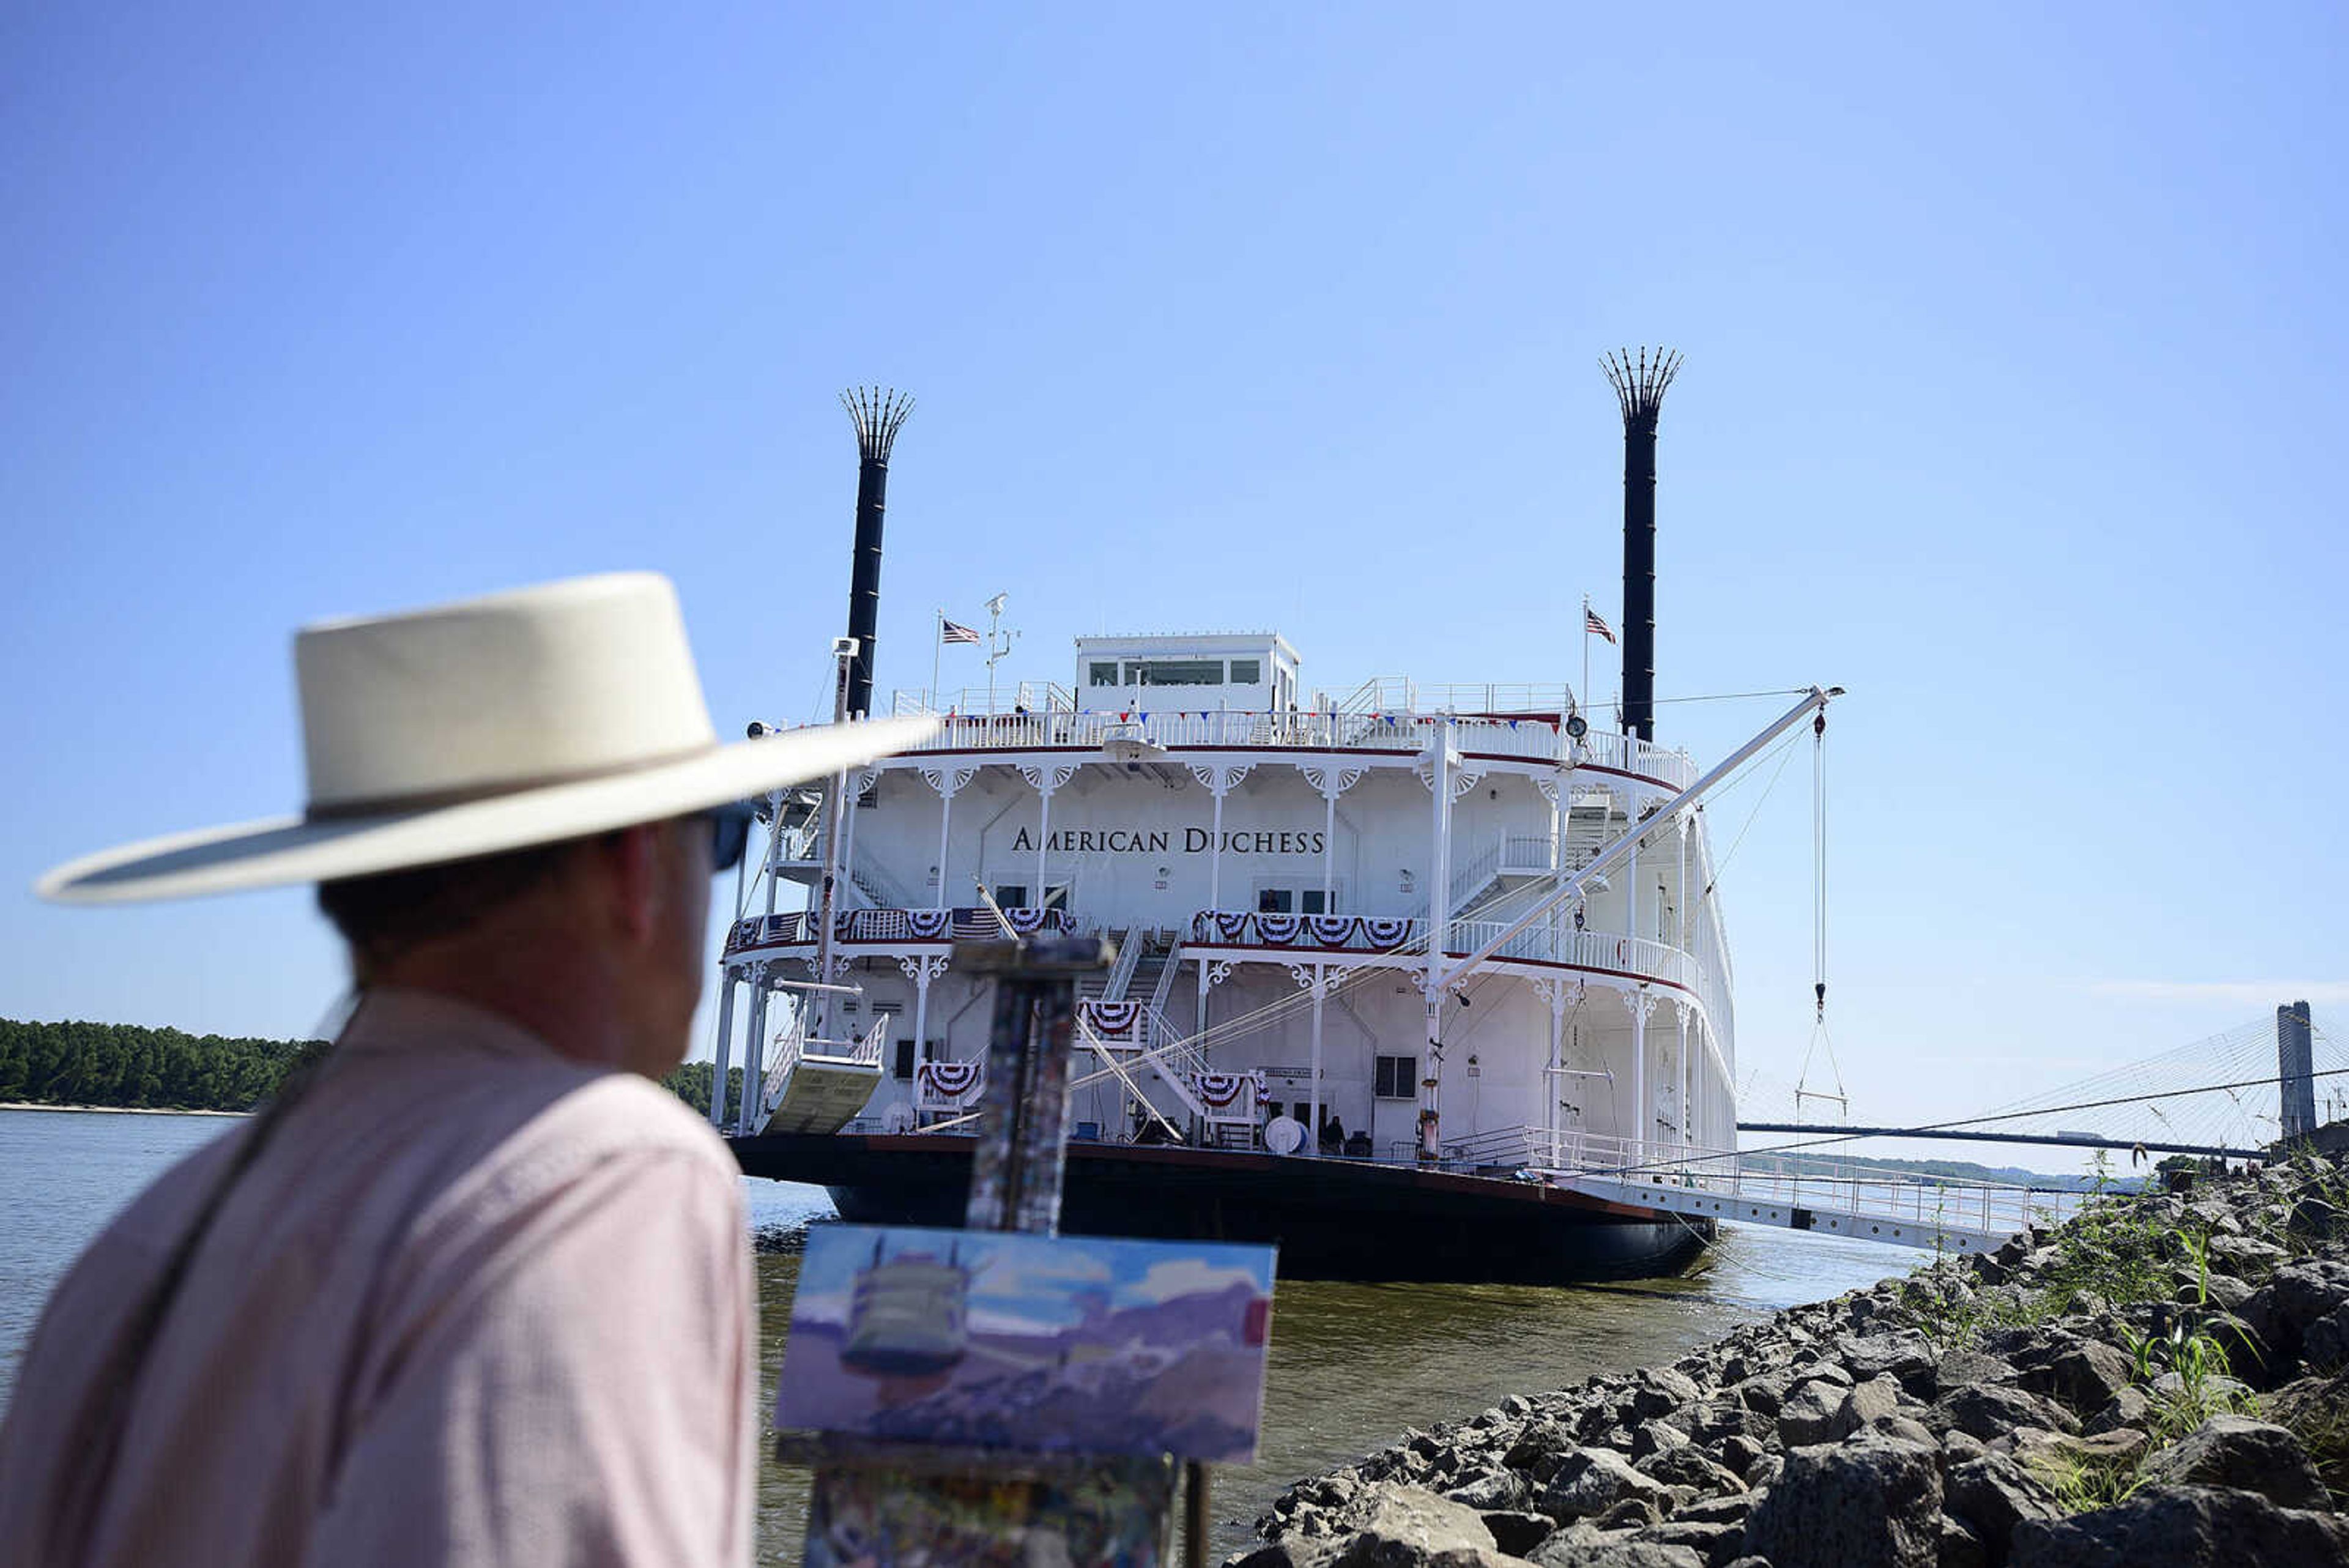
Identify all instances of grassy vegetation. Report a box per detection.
[1891,1151,2349,1512]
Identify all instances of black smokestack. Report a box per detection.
[1603,347,1680,743]
[840,386,914,719]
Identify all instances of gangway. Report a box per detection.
[1520,1131,2096,1255]
[760,1014,893,1135]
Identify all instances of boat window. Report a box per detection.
[1229,659,1261,685]
[1300,888,1327,915]
[993,884,1028,909]
[1256,888,1293,913]
[1087,661,1120,687]
[1126,659,1224,686]
[1043,882,1070,912]
[1375,1054,1418,1099]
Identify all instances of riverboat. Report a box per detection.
[714,360,1822,1282]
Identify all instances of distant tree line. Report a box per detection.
[2,1017,746,1123]
[0,1019,330,1112]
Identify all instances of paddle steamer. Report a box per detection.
[715,358,1818,1281]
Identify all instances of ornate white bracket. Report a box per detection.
[1204,960,1234,990]
[1413,757,1487,799]
[1187,762,1254,797]
[1298,764,1366,800]
[1015,763,1079,797]
[804,953,855,983]
[919,764,977,800]
[1286,963,1333,998]
[1624,987,1660,1026]
[896,952,951,986]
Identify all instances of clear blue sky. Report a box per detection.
[5,5,2343,1159]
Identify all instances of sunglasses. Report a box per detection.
[704,801,757,874]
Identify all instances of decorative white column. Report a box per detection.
[1300,764,1365,907]
[1017,764,1077,908]
[708,967,738,1131]
[921,765,976,909]
[1531,976,1568,1162]
[738,962,771,1137]
[1627,819,1641,964]
[1675,998,1693,1160]
[897,952,950,1112]
[1626,988,1657,1167]
[1187,764,1253,913]
[1291,962,1330,1154]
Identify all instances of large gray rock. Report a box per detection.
[2206,1234,2291,1277]
[1445,1470,1532,1512]
[1479,1512,1554,1558]
[2015,1342,2132,1416]
[1776,1378,1846,1448]
[1831,1375,1904,1441]
[1505,1420,1580,1481]
[1942,1454,2060,1568]
[1329,1487,1516,1568]
[1538,1450,1675,1524]
[1842,1329,1936,1394]
[2136,1413,2329,1509]
[2008,1483,2349,1567]
[1930,1384,2079,1441]
[1741,1437,1943,1568]
[1934,1348,2021,1391]
[2238,1258,2349,1378]
[2080,1385,2150,1436]
[1626,1367,1704,1423]
[2301,1299,2349,1372]
[1634,1445,1746,1500]
[1529,1539,1701,1568]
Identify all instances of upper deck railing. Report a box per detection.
[873,706,1695,790]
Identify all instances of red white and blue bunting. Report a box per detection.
[1079,999,1143,1038]
[1193,1069,1267,1114]
[917,1060,982,1102]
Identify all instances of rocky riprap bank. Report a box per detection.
[1234,1154,2349,1568]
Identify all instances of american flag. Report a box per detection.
[1584,607,1616,644]
[940,619,981,645]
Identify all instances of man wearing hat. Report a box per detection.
[0,574,932,1566]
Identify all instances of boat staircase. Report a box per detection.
[759,1014,895,1136]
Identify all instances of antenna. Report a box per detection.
[1601,347,1681,745]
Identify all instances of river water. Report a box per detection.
[0,1109,1912,1561]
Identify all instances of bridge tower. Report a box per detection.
[2279,1000,2317,1140]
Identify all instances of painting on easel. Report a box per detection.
[777,1225,1276,1465]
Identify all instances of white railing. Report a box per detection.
[1147,941,1186,1019]
[890,681,1079,716]
[1181,910,1716,1010]
[1530,1129,2096,1240]
[724,905,1075,954]
[1098,929,1143,1001]
[861,707,1694,790]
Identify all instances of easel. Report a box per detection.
[778,935,1251,1568]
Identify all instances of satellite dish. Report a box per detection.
[1265,1115,1306,1156]
[881,1101,916,1135]
[1564,715,1589,739]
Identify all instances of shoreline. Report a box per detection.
[0,1101,251,1118]
[1239,1153,2349,1567]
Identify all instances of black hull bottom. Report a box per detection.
[732,1134,1711,1284]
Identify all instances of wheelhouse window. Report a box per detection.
[1228,658,1261,685]
[1375,1054,1418,1099]
[1127,658,1224,686]
[1087,661,1121,686]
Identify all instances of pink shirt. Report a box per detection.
[0,989,756,1567]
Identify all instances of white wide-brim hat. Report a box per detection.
[37,572,938,904]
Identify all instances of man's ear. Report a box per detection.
[593,822,664,945]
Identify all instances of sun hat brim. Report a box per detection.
[36,715,939,905]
